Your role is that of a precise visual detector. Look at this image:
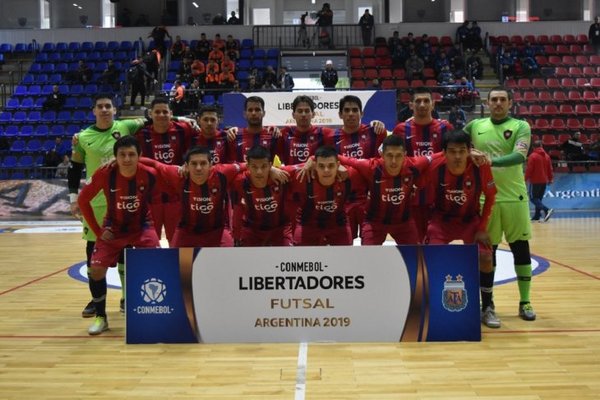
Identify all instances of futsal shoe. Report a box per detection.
[543,209,554,222]
[88,316,109,335]
[82,301,96,318]
[481,306,501,328]
[519,302,537,321]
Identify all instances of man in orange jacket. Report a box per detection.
[525,140,554,222]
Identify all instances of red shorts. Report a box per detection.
[426,214,492,255]
[171,227,234,248]
[239,225,293,246]
[361,220,420,245]
[411,204,432,243]
[293,224,352,246]
[91,228,160,268]
[150,200,180,245]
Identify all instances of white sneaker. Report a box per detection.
[481,306,501,328]
[88,316,109,335]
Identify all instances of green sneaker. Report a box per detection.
[88,316,109,335]
[519,302,537,321]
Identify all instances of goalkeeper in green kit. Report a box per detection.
[464,86,536,329]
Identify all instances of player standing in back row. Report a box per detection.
[464,86,536,328]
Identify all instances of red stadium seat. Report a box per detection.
[363,58,376,68]
[538,91,552,103]
[395,80,409,89]
[569,44,583,54]
[543,104,559,116]
[556,45,570,55]
[362,47,375,58]
[579,133,591,144]
[533,118,550,131]
[590,77,600,88]
[351,80,366,89]
[582,66,596,77]
[583,44,594,54]
[529,105,543,116]
[576,55,590,66]
[590,55,600,65]
[531,78,546,89]
[379,68,392,80]
[381,80,395,90]
[349,47,361,58]
[559,104,574,115]
[364,68,378,80]
[524,35,536,44]
[576,34,589,44]
[393,69,406,80]
[561,78,576,89]
[510,35,524,45]
[504,78,518,89]
[522,91,538,103]
[350,58,363,68]
[568,67,583,77]
[575,104,591,115]
[576,78,590,87]
[550,35,563,45]
[582,118,598,131]
[425,79,438,88]
[517,78,532,89]
[554,67,569,78]
[410,79,424,88]
[541,134,558,146]
[550,118,566,131]
[566,118,582,130]
[544,45,558,56]
[558,133,572,144]
[561,55,576,66]
[422,68,436,79]
[563,34,577,45]
[582,91,597,102]
[537,35,550,45]
[553,91,567,102]
[590,104,600,114]
[535,55,548,67]
[567,90,582,102]
[517,105,530,116]
[547,55,562,66]
[440,36,453,46]
[351,69,365,79]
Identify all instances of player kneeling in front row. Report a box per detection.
[423,130,498,327]
[78,136,162,335]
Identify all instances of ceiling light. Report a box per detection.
[192,2,199,7]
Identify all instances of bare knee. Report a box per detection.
[89,266,107,281]
[479,253,493,273]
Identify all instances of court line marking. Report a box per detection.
[295,342,308,400]
[542,256,600,280]
[0,266,71,297]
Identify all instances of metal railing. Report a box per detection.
[252,24,369,49]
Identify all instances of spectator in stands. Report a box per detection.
[358,9,374,46]
[128,58,155,110]
[298,12,309,48]
[205,59,221,89]
[148,25,172,58]
[181,45,194,61]
[187,79,203,110]
[521,54,539,77]
[249,67,263,87]
[320,59,338,90]
[316,3,334,48]
[225,35,240,60]
[589,16,600,55]
[69,60,93,83]
[221,54,236,74]
[456,21,470,49]
[212,13,226,25]
[171,80,185,116]
[526,140,554,222]
[144,50,160,89]
[448,105,467,129]
[468,21,482,51]
[278,66,295,90]
[44,147,62,168]
[405,52,424,81]
[219,63,237,90]
[368,78,381,89]
[388,30,401,53]
[434,52,450,74]
[170,35,186,61]
[194,33,211,61]
[178,57,193,83]
[262,73,278,90]
[247,76,261,91]
[99,59,119,89]
[42,85,66,112]
[389,32,407,68]
[208,45,224,64]
[191,58,206,84]
[418,35,433,67]
[212,34,226,51]
[561,131,590,171]
[263,65,277,86]
[437,65,455,86]
[55,154,70,179]
[227,11,240,25]
[457,76,478,106]
[466,50,483,80]
[589,139,600,160]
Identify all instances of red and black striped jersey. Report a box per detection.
[277,126,334,165]
[323,124,384,160]
[392,118,453,157]
[79,163,158,237]
[227,128,281,162]
[194,130,229,165]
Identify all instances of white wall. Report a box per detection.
[0,0,40,29]
[50,0,102,28]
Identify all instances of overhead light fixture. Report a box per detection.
[73,3,78,6]
[192,2,199,7]
[311,0,316,4]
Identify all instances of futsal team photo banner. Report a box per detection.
[125,245,481,344]
[221,90,397,130]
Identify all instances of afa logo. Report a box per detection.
[141,277,167,304]
[442,274,468,312]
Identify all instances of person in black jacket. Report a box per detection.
[358,9,374,46]
[320,60,338,90]
[589,16,600,55]
[128,58,156,109]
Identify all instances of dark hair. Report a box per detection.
[382,135,405,153]
[113,135,140,156]
[184,146,212,163]
[198,105,219,117]
[246,145,272,162]
[93,93,114,105]
[442,129,472,150]
[314,145,338,160]
[487,86,513,101]
[150,97,170,108]
[411,87,432,100]
[338,95,362,112]
[244,95,265,110]
[292,95,316,112]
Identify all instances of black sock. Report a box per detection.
[89,277,107,318]
[86,241,95,302]
[480,270,495,311]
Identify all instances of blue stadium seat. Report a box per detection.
[21,74,35,84]
[57,111,72,123]
[48,53,62,63]
[41,63,55,73]
[203,95,216,105]
[55,63,68,74]
[12,111,27,124]
[19,125,34,137]
[64,97,78,109]
[69,85,83,96]
[3,126,19,137]
[68,42,80,52]
[14,86,28,96]
[0,43,13,53]
[2,155,17,168]
[34,98,45,110]
[29,63,42,74]
[10,140,26,152]
[4,98,19,111]
[20,98,35,110]
[166,71,177,82]
[84,84,98,95]
[11,171,26,179]
[18,155,34,168]
[42,111,56,122]
[251,59,265,69]
[237,59,251,71]
[95,61,108,72]
[14,43,28,53]
[266,48,280,59]
[78,97,92,109]
[66,124,81,136]
[107,41,120,51]
[81,42,94,52]
[169,60,181,72]
[49,74,62,85]
[120,41,133,51]
[94,41,107,52]
[26,139,42,152]
[56,42,68,52]
[27,111,41,124]
[87,51,102,62]
[34,155,45,166]
[28,85,41,96]
[62,52,74,62]
[42,42,55,52]
[35,74,49,84]
[0,112,11,123]
[34,125,50,137]
[72,110,87,123]
[241,39,254,49]
[50,125,65,137]
[253,49,266,59]
[74,52,87,62]
[35,53,48,62]
[266,59,278,70]
[41,85,54,96]
[240,49,253,60]
[114,51,128,61]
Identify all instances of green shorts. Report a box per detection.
[487,201,532,245]
[82,205,106,242]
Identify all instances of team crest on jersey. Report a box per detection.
[139,185,145,191]
[273,186,279,192]
[503,130,513,139]
[262,140,268,146]
[465,180,472,188]
[171,136,176,141]
[212,188,218,193]
[310,136,314,140]
[404,177,411,184]
[112,131,122,140]
[433,133,438,139]
[442,274,468,312]
[337,191,342,196]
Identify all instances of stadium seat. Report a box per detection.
[552,91,567,103]
[19,125,34,137]
[576,77,589,88]
[34,125,49,137]
[575,104,591,116]
[10,139,26,152]
[542,104,559,116]
[17,155,34,168]
[50,125,65,137]
[533,118,550,131]
[538,91,552,103]
[567,90,582,102]
[26,139,42,152]
[582,118,598,131]
[4,98,19,111]
[3,126,19,137]
[541,134,558,146]
[2,155,17,168]
[566,118,581,130]
[561,78,576,89]
[529,105,543,116]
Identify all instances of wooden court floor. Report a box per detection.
[0,217,599,399]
